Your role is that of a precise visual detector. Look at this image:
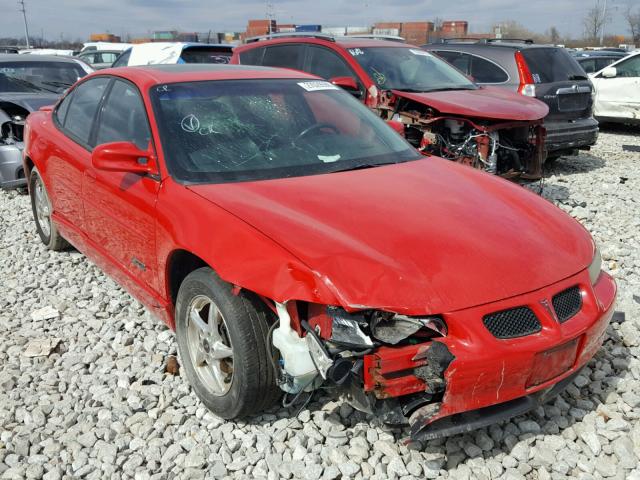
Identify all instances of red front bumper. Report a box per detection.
[365,269,617,439]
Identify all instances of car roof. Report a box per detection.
[80,50,123,54]
[424,40,557,50]
[237,36,416,51]
[129,42,232,50]
[93,63,319,87]
[0,53,83,63]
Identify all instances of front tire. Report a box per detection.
[29,167,68,251]
[175,267,280,419]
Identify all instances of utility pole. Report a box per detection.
[18,0,31,49]
[265,0,274,34]
[599,0,607,46]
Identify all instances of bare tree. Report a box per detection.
[583,1,610,42]
[548,26,561,44]
[623,4,640,43]
[499,20,534,39]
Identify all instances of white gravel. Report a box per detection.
[1,126,640,479]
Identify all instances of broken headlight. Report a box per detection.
[588,246,602,285]
[370,312,447,345]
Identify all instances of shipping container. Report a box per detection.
[374,22,402,30]
[322,27,347,36]
[296,24,322,32]
[89,33,121,43]
[373,28,400,36]
[346,26,370,34]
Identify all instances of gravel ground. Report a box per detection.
[1,126,640,480]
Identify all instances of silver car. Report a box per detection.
[0,54,92,189]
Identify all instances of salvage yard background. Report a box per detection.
[1,127,639,479]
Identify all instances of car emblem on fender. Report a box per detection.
[181,114,200,133]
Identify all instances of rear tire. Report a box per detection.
[29,167,69,251]
[175,267,280,419]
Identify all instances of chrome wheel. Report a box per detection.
[186,295,234,396]
[34,176,51,238]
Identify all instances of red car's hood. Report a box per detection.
[188,158,592,313]
[391,86,549,121]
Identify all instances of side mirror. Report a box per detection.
[601,67,617,78]
[385,120,405,137]
[92,142,157,175]
[330,76,362,97]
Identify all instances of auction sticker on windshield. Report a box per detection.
[298,81,339,92]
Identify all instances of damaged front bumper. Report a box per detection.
[0,144,26,189]
[362,268,616,441]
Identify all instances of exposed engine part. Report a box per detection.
[375,94,544,180]
[0,102,29,146]
[272,302,319,393]
[302,320,334,380]
[326,358,353,385]
[327,306,373,348]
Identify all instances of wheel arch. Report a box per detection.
[23,156,35,182]
[165,248,209,309]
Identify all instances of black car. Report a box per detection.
[572,50,628,74]
[423,39,599,161]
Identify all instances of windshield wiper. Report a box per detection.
[41,80,73,89]
[6,77,54,93]
[329,161,398,173]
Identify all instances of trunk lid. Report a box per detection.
[520,47,593,121]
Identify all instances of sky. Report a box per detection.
[0,0,634,42]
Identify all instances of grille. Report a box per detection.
[552,286,582,323]
[483,306,541,339]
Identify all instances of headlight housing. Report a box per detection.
[588,246,602,285]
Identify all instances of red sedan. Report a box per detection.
[23,65,616,440]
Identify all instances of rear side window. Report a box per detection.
[99,52,118,64]
[96,80,151,150]
[238,47,265,65]
[471,56,508,83]
[578,58,597,73]
[262,45,304,70]
[306,46,355,80]
[521,48,585,83]
[434,51,471,75]
[63,77,110,146]
[55,93,72,126]
[596,58,616,71]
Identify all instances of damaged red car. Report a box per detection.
[24,65,616,440]
[232,34,549,180]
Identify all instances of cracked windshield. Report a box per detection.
[151,78,420,183]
